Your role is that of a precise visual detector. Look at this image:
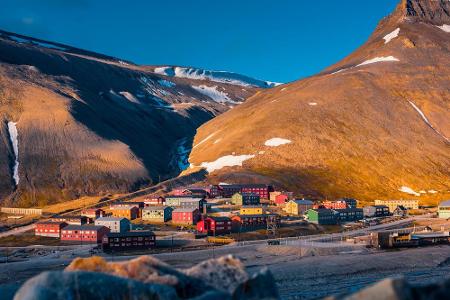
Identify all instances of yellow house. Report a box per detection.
[240,206,265,215]
[374,199,419,212]
[284,200,313,215]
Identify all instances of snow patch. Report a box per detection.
[7,122,19,186]
[419,190,427,194]
[258,151,265,155]
[118,91,140,104]
[200,154,255,173]
[308,102,318,106]
[264,138,292,147]
[383,28,400,44]
[152,66,280,88]
[398,186,420,196]
[8,35,66,51]
[428,190,438,194]
[408,100,449,142]
[357,56,399,67]
[192,85,237,104]
[213,138,222,144]
[436,24,450,33]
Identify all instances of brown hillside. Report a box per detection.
[188,0,450,204]
[0,30,264,207]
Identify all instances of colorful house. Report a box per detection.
[240,205,265,215]
[374,199,419,212]
[231,214,280,231]
[231,193,260,206]
[334,208,364,222]
[35,221,67,238]
[142,206,173,222]
[172,208,201,225]
[438,200,450,219]
[320,201,348,210]
[284,199,313,215]
[60,225,110,243]
[110,205,139,220]
[197,216,232,234]
[274,192,294,206]
[144,196,165,206]
[81,208,105,221]
[269,191,282,203]
[241,184,274,200]
[102,230,155,251]
[363,205,390,217]
[95,217,130,233]
[306,209,338,225]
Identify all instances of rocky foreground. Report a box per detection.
[10,254,450,300]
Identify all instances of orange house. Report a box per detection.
[110,205,139,220]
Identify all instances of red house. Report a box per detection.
[197,216,232,234]
[274,193,294,206]
[144,196,165,206]
[172,208,201,225]
[35,221,68,238]
[315,201,347,210]
[241,184,274,200]
[231,214,280,231]
[60,225,110,243]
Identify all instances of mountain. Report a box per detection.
[187,0,450,203]
[0,30,271,207]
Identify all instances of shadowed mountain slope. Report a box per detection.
[0,30,267,206]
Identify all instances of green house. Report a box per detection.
[306,208,338,225]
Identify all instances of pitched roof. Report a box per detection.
[95,217,128,222]
[142,206,171,211]
[291,199,313,205]
[106,230,155,238]
[439,200,450,207]
[62,225,106,231]
[173,208,198,213]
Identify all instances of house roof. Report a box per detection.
[50,215,86,220]
[110,205,138,210]
[173,208,198,213]
[439,200,450,207]
[205,216,231,221]
[106,230,155,238]
[291,199,313,205]
[95,217,128,222]
[36,221,67,225]
[62,225,106,231]
[143,206,171,211]
[241,205,264,208]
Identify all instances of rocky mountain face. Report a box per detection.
[188,0,450,203]
[0,30,266,207]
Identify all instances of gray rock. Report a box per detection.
[13,270,178,300]
[232,268,279,300]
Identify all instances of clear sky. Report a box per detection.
[0,0,398,83]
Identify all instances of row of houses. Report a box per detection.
[172,184,274,199]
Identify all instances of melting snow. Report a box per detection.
[119,91,140,104]
[357,56,399,67]
[309,102,318,106]
[408,100,450,142]
[436,24,450,33]
[398,186,420,196]
[192,85,237,104]
[200,154,255,173]
[152,66,281,88]
[428,190,438,194]
[258,151,265,154]
[383,28,400,44]
[7,122,19,186]
[264,138,292,147]
[419,190,427,194]
[213,138,222,144]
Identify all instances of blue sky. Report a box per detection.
[0,0,398,83]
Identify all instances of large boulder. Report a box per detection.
[13,255,279,300]
[13,270,178,300]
